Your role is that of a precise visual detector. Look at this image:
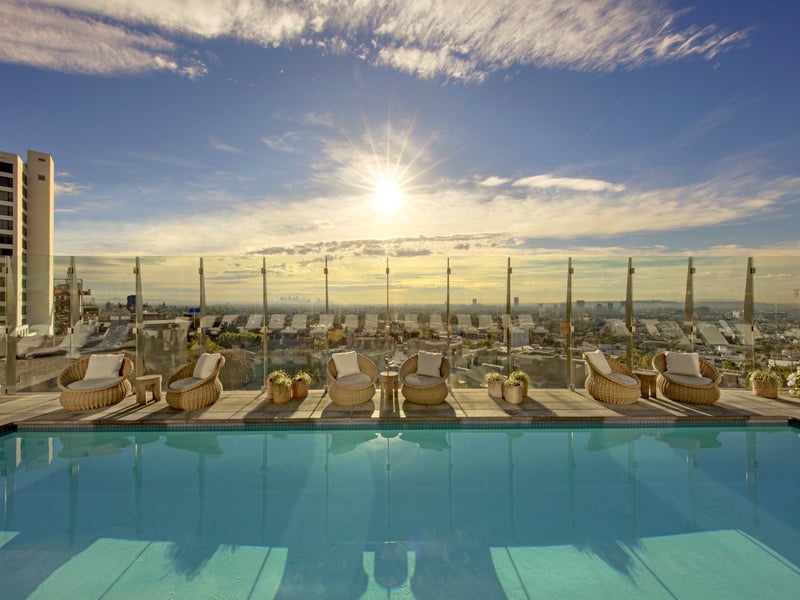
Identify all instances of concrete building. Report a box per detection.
[0,150,54,336]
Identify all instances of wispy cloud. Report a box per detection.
[3,1,749,81]
[478,176,512,187]
[54,181,92,195]
[0,2,207,79]
[261,132,303,153]
[513,175,626,193]
[209,138,242,154]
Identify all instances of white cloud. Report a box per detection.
[478,176,512,187]
[3,1,749,81]
[54,181,92,195]
[209,138,242,154]
[0,2,207,78]
[261,132,303,153]
[513,175,626,193]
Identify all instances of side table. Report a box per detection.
[380,370,399,401]
[135,374,162,405]
[633,370,657,399]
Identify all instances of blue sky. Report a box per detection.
[2,0,799,261]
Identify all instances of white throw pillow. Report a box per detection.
[193,353,221,380]
[84,354,124,380]
[585,350,612,375]
[417,351,443,378]
[665,352,702,378]
[332,351,360,378]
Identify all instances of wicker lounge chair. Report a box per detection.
[399,352,450,405]
[653,351,720,405]
[582,350,640,405]
[58,354,134,411]
[166,353,225,411]
[327,351,377,406]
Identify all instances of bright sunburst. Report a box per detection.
[373,177,404,212]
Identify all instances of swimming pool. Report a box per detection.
[1,425,799,599]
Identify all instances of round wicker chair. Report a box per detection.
[58,355,134,411]
[399,354,451,405]
[166,355,226,411]
[652,352,720,405]
[327,352,377,406]
[582,352,640,405]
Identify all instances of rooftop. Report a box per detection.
[3,387,800,431]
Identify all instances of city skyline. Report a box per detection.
[2,1,799,260]
[56,254,798,307]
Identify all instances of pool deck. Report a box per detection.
[2,386,800,430]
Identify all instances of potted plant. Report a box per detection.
[749,370,782,399]
[266,369,288,400]
[271,374,293,404]
[292,371,313,400]
[503,377,524,405]
[484,372,505,400]
[508,370,530,398]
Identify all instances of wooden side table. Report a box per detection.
[634,370,657,399]
[380,370,399,401]
[135,374,162,405]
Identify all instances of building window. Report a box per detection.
[0,176,12,188]
[22,226,26,237]
[0,249,11,256]
[0,205,11,216]
[0,234,12,244]
[0,220,12,231]
[37,175,46,181]
[0,191,11,202]
[0,292,5,302]
[22,174,27,186]
[0,162,12,174]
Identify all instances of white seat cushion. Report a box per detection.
[404,373,442,388]
[169,376,204,390]
[665,352,702,378]
[417,351,443,378]
[332,351,361,377]
[608,373,638,386]
[67,376,123,390]
[664,373,713,387]
[337,373,372,387]
[585,350,612,375]
[193,353,221,380]
[84,354,124,380]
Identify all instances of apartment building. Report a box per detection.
[0,149,54,336]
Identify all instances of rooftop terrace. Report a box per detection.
[3,387,800,431]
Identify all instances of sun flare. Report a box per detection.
[373,178,404,212]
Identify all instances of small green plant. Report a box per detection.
[749,370,782,386]
[504,378,522,387]
[484,372,505,383]
[271,374,293,391]
[508,370,530,385]
[293,371,313,384]
[267,369,288,383]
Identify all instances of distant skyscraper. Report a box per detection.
[0,150,54,336]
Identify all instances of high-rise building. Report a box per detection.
[0,149,54,336]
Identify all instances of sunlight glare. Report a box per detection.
[373,178,404,212]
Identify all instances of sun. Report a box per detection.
[373,178,404,212]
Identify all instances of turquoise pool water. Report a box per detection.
[1,425,799,599]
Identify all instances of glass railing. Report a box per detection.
[1,254,799,394]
